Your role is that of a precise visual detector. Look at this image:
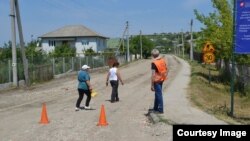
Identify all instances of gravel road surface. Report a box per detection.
[0,55,225,141]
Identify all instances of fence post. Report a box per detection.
[52,58,55,75]
[63,57,65,73]
[86,56,88,66]
[92,56,94,68]
[79,57,82,69]
[71,57,74,71]
[8,60,11,82]
[103,55,105,67]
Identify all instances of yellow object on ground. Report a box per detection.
[91,90,98,97]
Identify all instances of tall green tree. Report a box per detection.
[194,0,234,82]
[130,35,154,59]
[194,0,250,85]
[194,0,233,61]
[130,36,140,59]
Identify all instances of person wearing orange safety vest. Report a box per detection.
[150,49,168,114]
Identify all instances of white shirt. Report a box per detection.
[109,67,118,81]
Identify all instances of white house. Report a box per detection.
[39,25,108,56]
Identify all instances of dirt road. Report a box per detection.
[0,55,224,141]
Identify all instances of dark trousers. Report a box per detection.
[76,89,91,108]
[110,80,119,102]
[154,82,164,113]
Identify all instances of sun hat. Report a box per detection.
[82,65,90,70]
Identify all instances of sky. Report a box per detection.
[0,0,214,46]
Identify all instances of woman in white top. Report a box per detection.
[106,62,124,103]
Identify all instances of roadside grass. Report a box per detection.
[158,116,176,125]
[188,61,250,124]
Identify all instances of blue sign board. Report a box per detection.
[235,0,250,54]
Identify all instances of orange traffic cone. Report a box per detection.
[39,103,49,124]
[97,105,108,126]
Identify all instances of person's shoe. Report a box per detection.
[84,106,91,110]
[79,107,85,110]
[153,111,164,114]
[75,107,80,111]
[116,98,119,102]
[148,108,158,112]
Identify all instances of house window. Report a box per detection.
[49,40,56,47]
[82,40,89,45]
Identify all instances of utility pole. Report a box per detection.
[230,0,237,117]
[126,21,130,62]
[10,0,18,87]
[177,35,180,56]
[117,26,127,55]
[181,29,184,58]
[15,0,29,86]
[190,19,194,61]
[140,30,142,59]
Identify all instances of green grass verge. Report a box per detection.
[188,61,250,124]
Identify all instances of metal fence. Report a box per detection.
[0,55,126,85]
[175,52,250,95]
[236,64,250,95]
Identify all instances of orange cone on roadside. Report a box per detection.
[97,105,108,126]
[39,103,49,124]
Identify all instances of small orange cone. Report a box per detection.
[97,105,108,126]
[39,103,49,124]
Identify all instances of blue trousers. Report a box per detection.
[154,82,164,113]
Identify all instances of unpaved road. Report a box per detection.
[0,55,225,141]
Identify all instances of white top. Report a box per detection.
[109,67,118,81]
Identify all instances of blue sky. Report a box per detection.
[0,0,214,46]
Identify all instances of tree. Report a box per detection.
[50,44,75,57]
[0,41,12,60]
[130,35,154,59]
[25,40,45,64]
[84,48,97,56]
[194,0,250,85]
[194,0,233,60]
[26,41,44,55]
[0,41,24,60]
[129,36,140,59]
[194,0,235,78]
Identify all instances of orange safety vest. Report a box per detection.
[153,58,167,82]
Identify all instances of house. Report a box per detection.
[39,25,108,56]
